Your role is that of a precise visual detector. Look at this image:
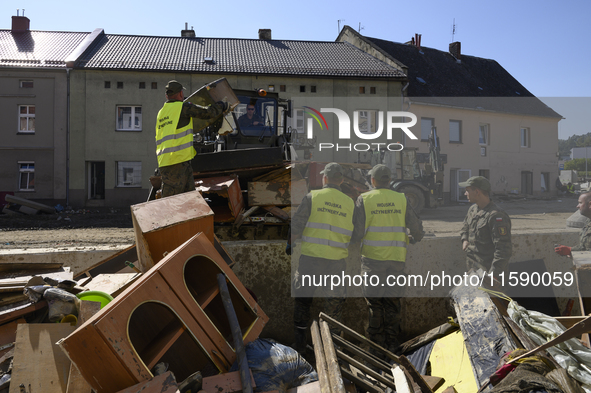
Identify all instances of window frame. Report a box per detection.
[116,105,143,132]
[520,127,530,148]
[20,80,34,88]
[449,119,462,143]
[116,161,142,187]
[355,110,378,134]
[420,117,434,141]
[479,124,489,145]
[18,161,35,191]
[18,105,36,134]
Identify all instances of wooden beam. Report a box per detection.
[319,320,345,393]
[310,320,331,393]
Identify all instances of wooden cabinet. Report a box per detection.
[131,190,215,271]
[59,233,268,393]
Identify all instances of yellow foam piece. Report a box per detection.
[429,330,478,393]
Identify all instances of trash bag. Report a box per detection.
[508,300,591,391]
[230,338,318,393]
[43,288,79,322]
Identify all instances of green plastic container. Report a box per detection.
[76,291,114,309]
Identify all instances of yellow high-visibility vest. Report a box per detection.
[361,189,408,261]
[301,187,355,260]
[155,102,195,167]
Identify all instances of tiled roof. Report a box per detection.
[74,34,406,78]
[342,29,561,118]
[0,30,90,68]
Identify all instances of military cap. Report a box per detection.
[369,164,391,181]
[165,80,185,95]
[459,176,491,191]
[320,162,343,179]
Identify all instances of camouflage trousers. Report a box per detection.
[159,161,195,198]
[361,258,405,355]
[293,255,346,332]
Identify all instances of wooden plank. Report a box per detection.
[0,318,25,358]
[202,370,255,393]
[73,244,137,280]
[115,371,179,393]
[9,323,76,393]
[399,355,434,393]
[0,300,47,325]
[310,320,330,393]
[83,273,140,297]
[5,194,55,214]
[423,375,445,391]
[319,320,346,393]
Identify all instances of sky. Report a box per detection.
[2,0,589,138]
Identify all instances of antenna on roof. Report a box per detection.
[17,9,19,16]
[358,23,364,33]
[451,18,457,42]
[338,19,345,34]
[23,9,25,16]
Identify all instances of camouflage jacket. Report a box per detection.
[460,201,512,274]
[166,100,222,129]
[572,222,591,251]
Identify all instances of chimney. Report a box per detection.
[449,41,461,61]
[12,14,30,32]
[181,22,195,37]
[258,29,272,40]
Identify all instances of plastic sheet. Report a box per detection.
[230,338,318,393]
[508,300,591,392]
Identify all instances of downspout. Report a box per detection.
[66,67,71,207]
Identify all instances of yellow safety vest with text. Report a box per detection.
[301,188,355,260]
[155,102,195,167]
[361,189,408,261]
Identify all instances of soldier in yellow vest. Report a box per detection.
[355,164,424,357]
[155,80,226,197]
[287,162,362,353]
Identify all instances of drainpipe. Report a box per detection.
[66,67,71,207]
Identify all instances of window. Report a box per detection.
[294,108,304,133]
[151,82,158,89]
[280,85,286,92]
[359,86,366,94]
[311,86,316,93]
[20,80,33,88]
[300,85,306,93]
[356,110,378,134]
[420,118,434,141]
[449,120,462,143]
[116,106,142,131]
[521,127,530,147]
[479,124,489,145]
[117,82,123,89]
[105,81,111,88]
[139,82,146,89]
[370,87,376,94]
[117,161,142,187]
[19,162,35,191]
[18,105,35,133]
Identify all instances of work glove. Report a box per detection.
[285,243,292,256]
[554,245,572,256]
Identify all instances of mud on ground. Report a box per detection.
[0,196,580,250]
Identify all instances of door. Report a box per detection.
[88,161,105,200]
[452,169,471,202]
[521,171,533,195]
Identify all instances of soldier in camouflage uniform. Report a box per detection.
[287,163,362,353]
[354,165,424,357]
[459,176,512,276]
[156,80,225,198]
[555,192,591,256]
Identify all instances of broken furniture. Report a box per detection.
[195,175,244,222]
[313,312,434,393]
[58,232,268,393]
[131,190,215,272]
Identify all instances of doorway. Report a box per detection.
[451,169,471,202]
[88,161,105,200]
[521,171,533,195]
